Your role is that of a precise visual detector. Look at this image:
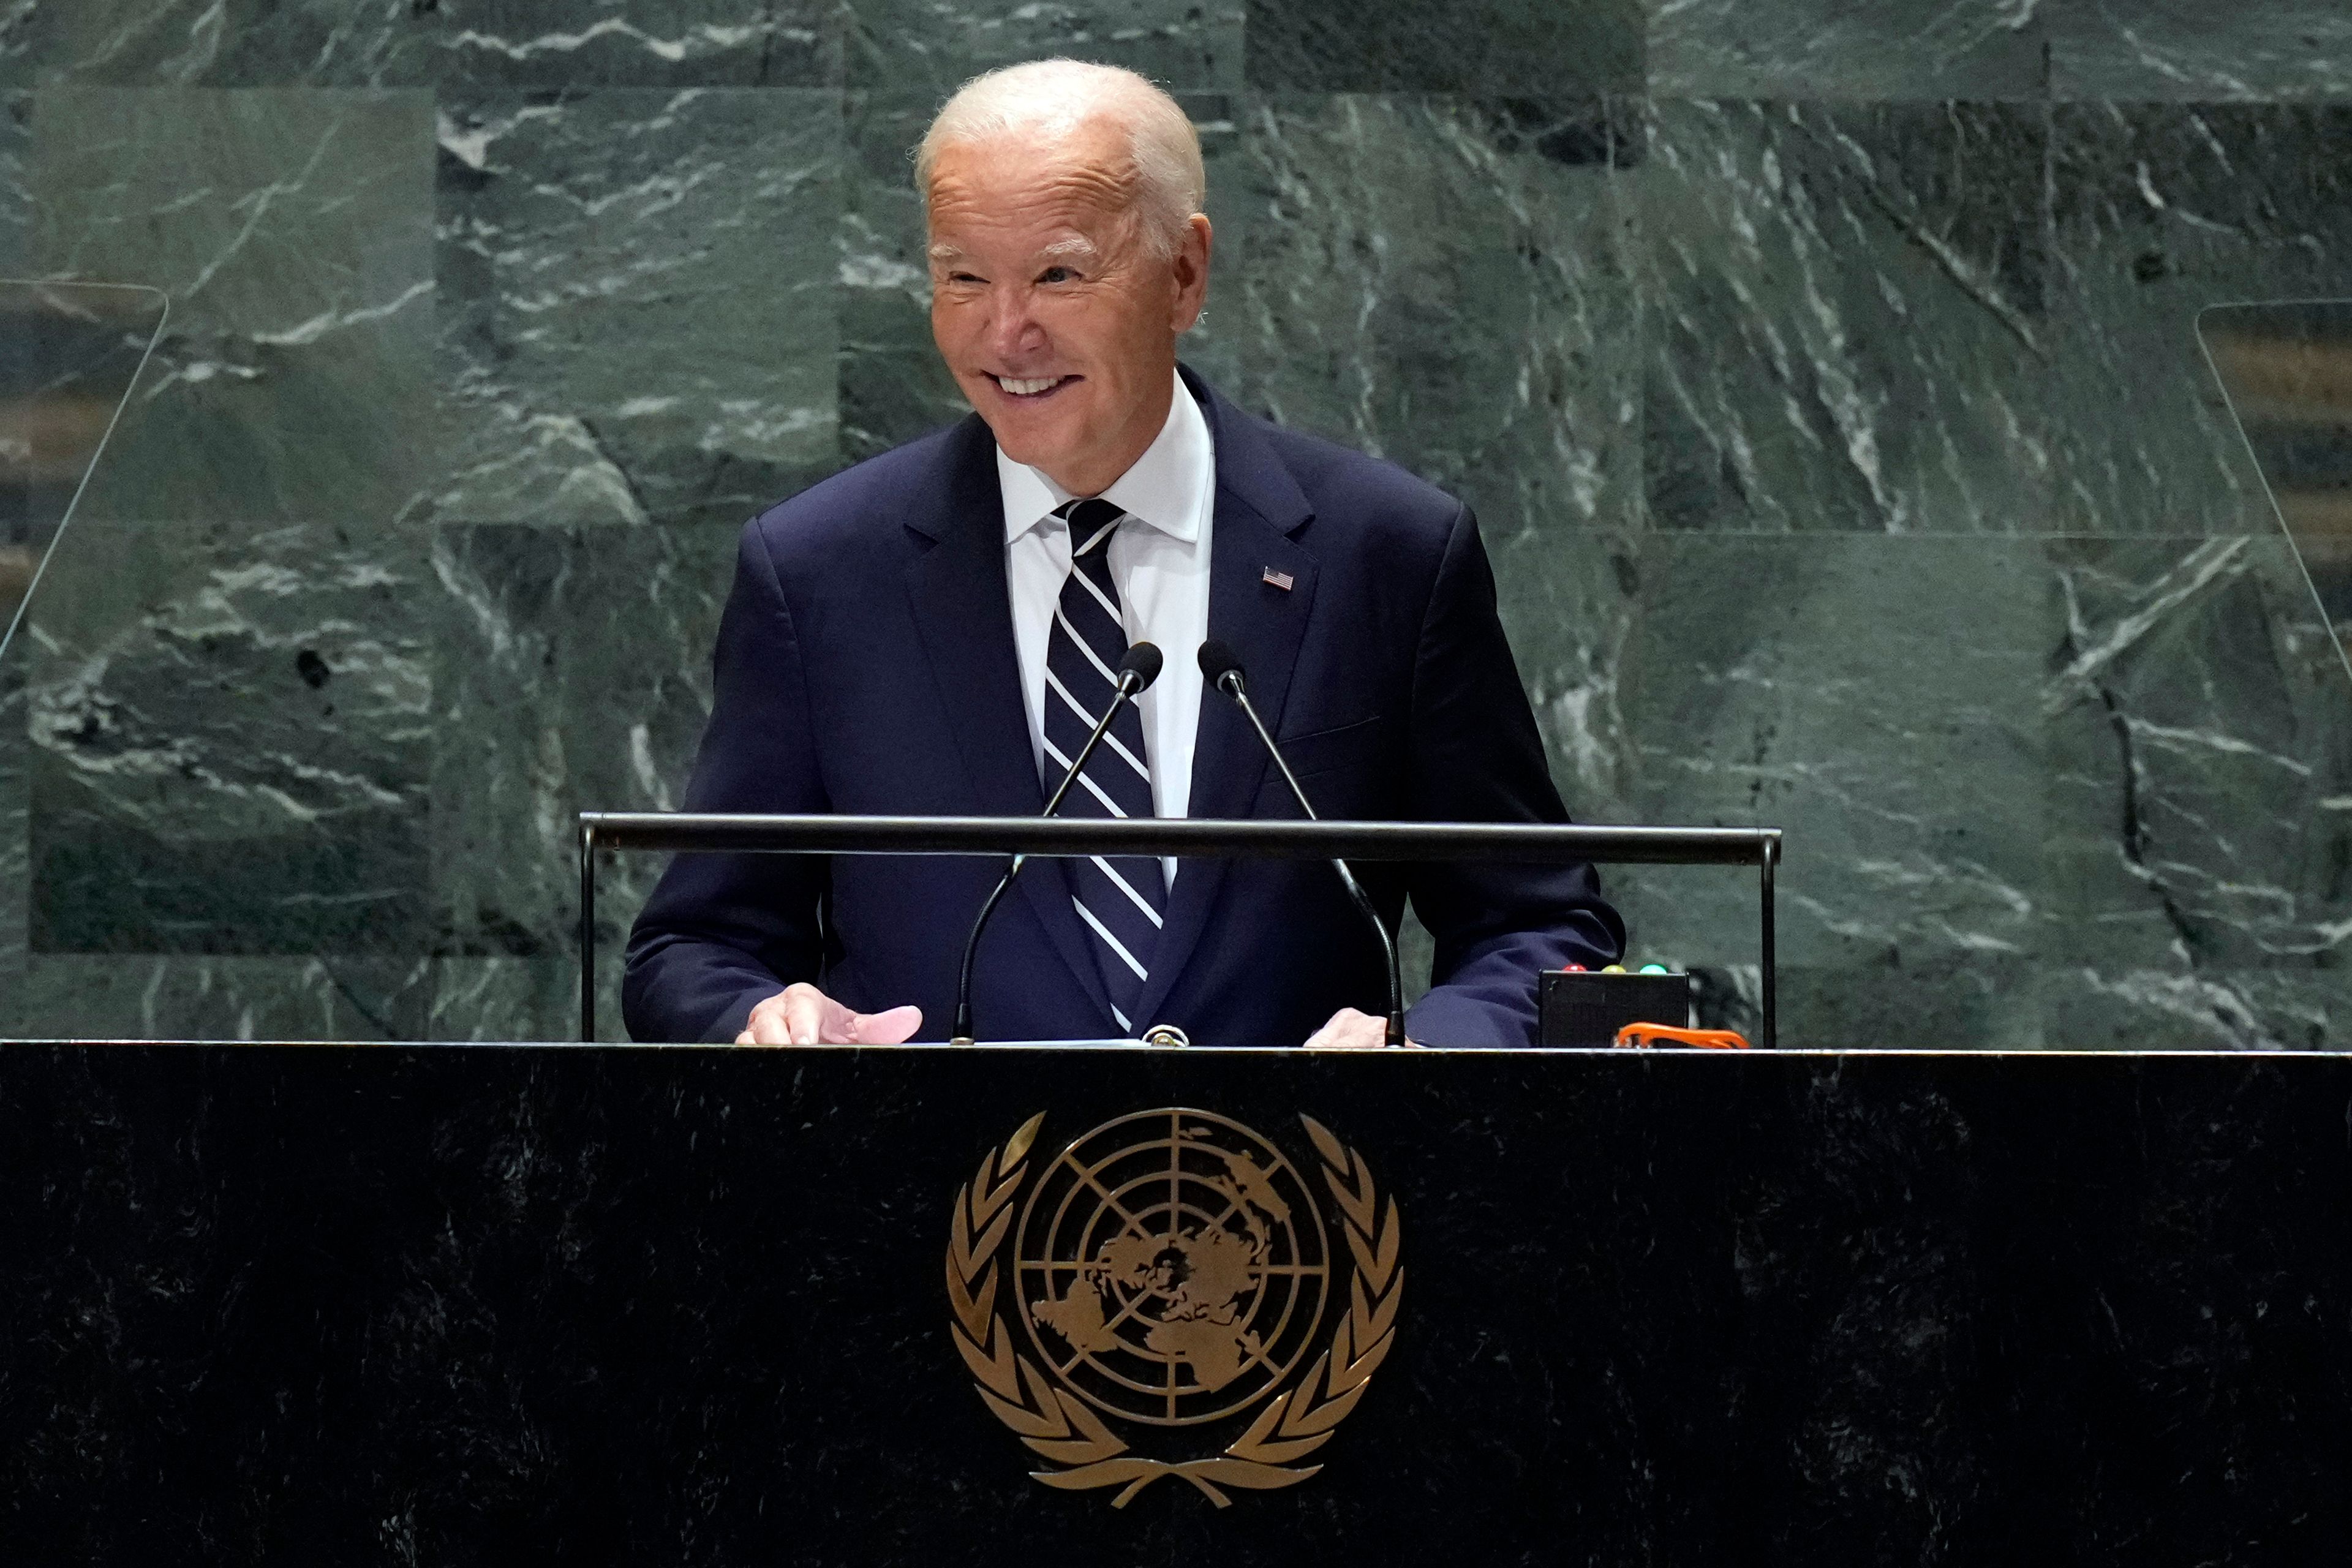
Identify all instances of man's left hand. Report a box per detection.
[1303,1007,1419,1050]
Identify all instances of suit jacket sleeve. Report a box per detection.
[622,522,829,1042]
[1400,504,1626,1047]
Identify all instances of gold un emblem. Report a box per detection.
[946,1108,1404,1507]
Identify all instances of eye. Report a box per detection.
[1038,265,1076,284]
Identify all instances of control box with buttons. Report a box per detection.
[1539,966,1695,1048]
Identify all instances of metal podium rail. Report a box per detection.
[576,814,1784,1047]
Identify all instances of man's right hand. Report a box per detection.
[736,982,923,1046]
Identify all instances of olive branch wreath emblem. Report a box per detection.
[944,1111,1403,1509]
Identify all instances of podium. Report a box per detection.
[6,1039,2350,1561]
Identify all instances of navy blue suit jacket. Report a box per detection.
[622,368,1624,1047]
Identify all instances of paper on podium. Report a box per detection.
[968,1038,1155,1049]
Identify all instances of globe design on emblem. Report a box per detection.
[1014,1109,1333,1426]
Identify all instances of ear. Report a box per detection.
[1170,213,1213,334]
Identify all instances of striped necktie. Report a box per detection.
[1042,497,1166,1034]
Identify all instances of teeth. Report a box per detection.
[999,375,1065,396]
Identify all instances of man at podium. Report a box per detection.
[623,59,1623,1050]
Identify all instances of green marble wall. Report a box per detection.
[1,0,2347,1046]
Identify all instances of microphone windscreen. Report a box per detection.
[1119,641,1164,691]
[1196,638,1243,686]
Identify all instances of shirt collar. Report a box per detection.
[998,369,1211,546]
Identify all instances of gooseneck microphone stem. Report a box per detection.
[951,644,1162,1046]
[1208,661,1408,1048]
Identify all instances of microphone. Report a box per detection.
[950,641,1164,1046]
[1197,639,1406,1047]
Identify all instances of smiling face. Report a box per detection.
[926,116,1210,497]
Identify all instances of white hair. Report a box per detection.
[916,58,1205,259]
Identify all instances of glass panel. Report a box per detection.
[2199,300,2352,694]
[0,282,169,666]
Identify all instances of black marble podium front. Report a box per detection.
[5,1042,2347,1564]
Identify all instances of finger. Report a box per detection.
[814,995,867,1045]
[782,987,827,1046]
[744,1003,794,1046]
[850,1005,922,1045]
[1303,1009,1349,1050]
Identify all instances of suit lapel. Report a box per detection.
[902,418,1117,1028]
[1130,375,1317,1029]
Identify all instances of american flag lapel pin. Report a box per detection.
[1261,567,1294,591]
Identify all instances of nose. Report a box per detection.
[985,283,1047,363]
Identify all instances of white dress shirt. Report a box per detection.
[999,370,1215,884]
